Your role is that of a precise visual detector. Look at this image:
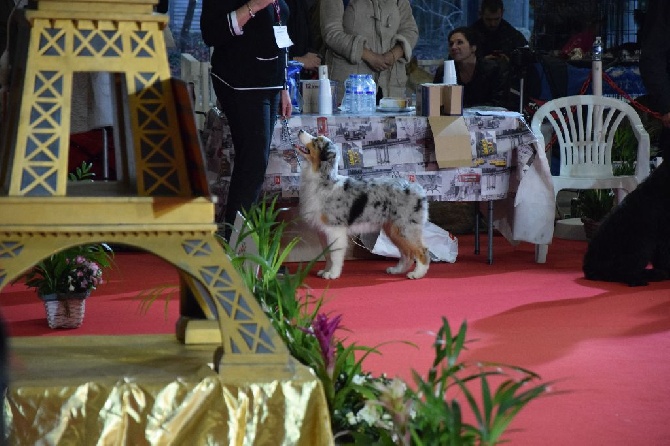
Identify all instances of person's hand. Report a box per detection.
[382,51,396,67]
[247,0,275,12]
[295,52,321,71]
[363,49,392,72]
[280,89,292,119]
[238,0,275,27]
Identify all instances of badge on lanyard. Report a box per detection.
[273,25,293,48]
[271,0,292,49]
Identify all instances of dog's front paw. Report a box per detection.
[320,270,341,279]
[406,271,427,279]
[407,262,429,279]
[386,266,405,275]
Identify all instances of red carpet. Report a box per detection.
[2,235,670,445]
[1,252,181,337]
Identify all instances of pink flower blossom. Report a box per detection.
[311,313,342,379]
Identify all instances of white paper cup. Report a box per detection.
[444,60,457,85]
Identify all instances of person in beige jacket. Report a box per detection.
[320,0,419,104]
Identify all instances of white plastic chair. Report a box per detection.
[531,95,650,263]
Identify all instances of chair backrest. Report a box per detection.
[530,95,650,182]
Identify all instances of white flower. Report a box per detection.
[346,411,357,426]
[352,374,366,385]
[357,401,381,426]
[387,378,406,399]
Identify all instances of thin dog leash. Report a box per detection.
[280,118,301,168]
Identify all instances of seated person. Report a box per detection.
[471,0,528,61]
[470,0,527,107]
[433,27,507,108]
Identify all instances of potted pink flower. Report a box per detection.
[16,244,113,328]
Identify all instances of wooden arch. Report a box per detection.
[0,0,291,378]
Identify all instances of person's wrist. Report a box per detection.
[246,2,255,18]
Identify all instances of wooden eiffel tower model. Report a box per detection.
[0,0,291,378]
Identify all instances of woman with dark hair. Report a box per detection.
[433,26,507,108]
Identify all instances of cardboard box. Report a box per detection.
[416,84,463,117]
[417,83,442,116]
[428,116,473,168]
[441,85,463,116]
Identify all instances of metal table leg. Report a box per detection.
[487,200,494,264]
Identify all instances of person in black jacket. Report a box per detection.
[470,0,526,109]
[286,0,321,78]
[0,0,15,55]
[433,26,506,108]
[201,0,292,238]
[640,0,670,160]
[470,0,527,61]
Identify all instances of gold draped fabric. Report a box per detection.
[4,335,333,445]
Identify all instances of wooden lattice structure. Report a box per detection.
[0,0,291,378]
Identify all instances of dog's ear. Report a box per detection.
[317,138,338,178]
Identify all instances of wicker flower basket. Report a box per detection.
[39,292,90,329]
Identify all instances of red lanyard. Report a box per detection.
[272,0,281,24]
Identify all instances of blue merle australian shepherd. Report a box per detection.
[296,130,430,279]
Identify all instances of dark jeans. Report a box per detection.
[213,82,281,238]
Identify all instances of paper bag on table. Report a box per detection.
[428,116,472,168]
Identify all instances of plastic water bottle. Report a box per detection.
[350,74,365,114]
[342,74,355,113]
[364,74,377,113]
[360,75,370,113]
[592,36,603,61]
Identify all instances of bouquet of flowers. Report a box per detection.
[18,244,113,297]
[62,254,105,293]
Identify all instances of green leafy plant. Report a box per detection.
[218,198,549,445]
[575,188,615,223]
[16,244,114,296]
[217,196,325,366]
[408,318,549,446]
[137,283,180,317]
[68,161,96,181]
[221,196,310,305]
[574,119,644,222]
[612,121,637,176]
